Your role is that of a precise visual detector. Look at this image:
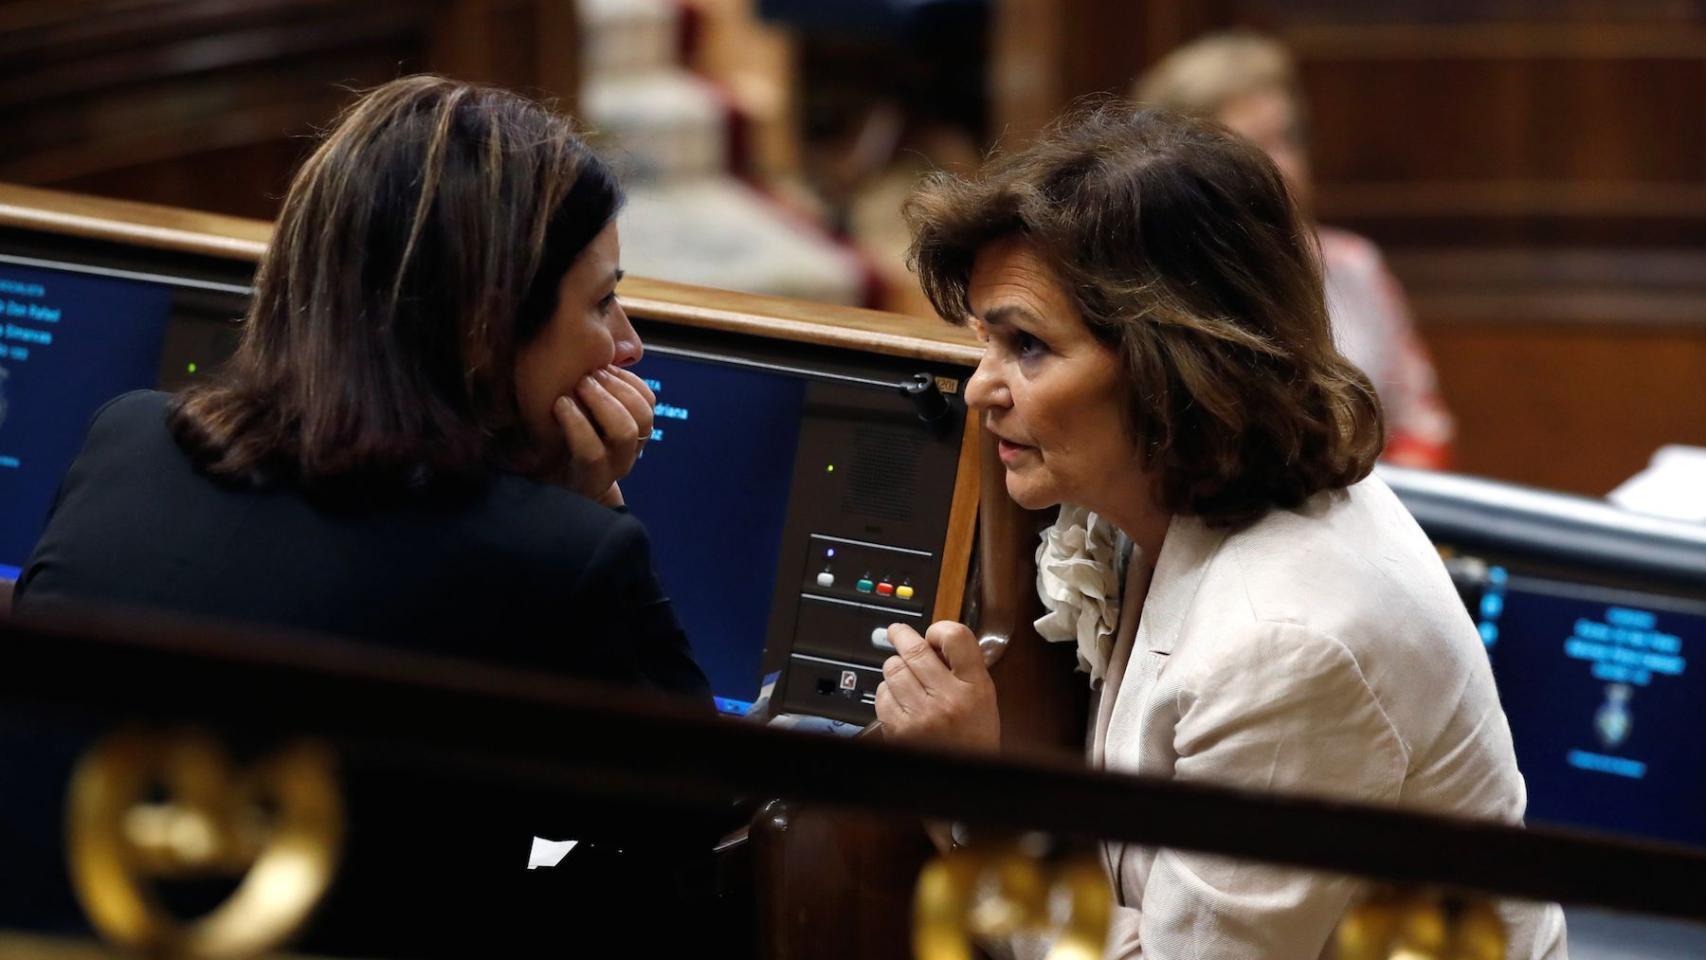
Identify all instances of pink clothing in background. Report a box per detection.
[1319,226,1454,469]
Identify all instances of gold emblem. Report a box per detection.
[1338,888,1506,960]
[67,731,343,959]
[914,836,1111,960]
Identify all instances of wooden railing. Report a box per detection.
[2,611,1704,958]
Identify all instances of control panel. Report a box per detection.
[781,535,931,720]
[625,324,972,726]
[762,375,966,724]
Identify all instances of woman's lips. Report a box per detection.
[997,438,1032,463]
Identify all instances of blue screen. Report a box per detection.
[1479,571,1706,848]
[0,263,174,577]
[620,351,805,714]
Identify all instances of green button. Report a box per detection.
[856,578,875,594]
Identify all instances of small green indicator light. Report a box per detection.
[826,464,835,473]
[186,362,198,374]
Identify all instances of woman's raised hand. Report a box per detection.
[875,620,1000,752]
[552,365,656,507]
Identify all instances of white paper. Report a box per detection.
[527,837,578,870]
[1608,446,1706,523]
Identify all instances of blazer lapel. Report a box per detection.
[1132,514,1229,660]
[1100,514,1230,904]
[1094,514,1228,764]
[1090,607,1139,768]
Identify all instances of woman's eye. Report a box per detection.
[597,292,618,313]
[1013,330,1047,359]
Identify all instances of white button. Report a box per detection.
[871,627,893,650]
[816,572,835,588]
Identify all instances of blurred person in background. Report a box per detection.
[1135,31,1455,469]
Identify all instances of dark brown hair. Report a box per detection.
[906,104,1381,527]
[170,75,622,495]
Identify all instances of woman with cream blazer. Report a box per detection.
[878,108,1568,958]
[1074,476,1568,958]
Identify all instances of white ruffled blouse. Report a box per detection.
[1032,504,1131,687]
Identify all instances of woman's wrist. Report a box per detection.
[596,483,625,508]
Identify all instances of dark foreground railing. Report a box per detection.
[4,610,1703,929]
[3,607,1706,954]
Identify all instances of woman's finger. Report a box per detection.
[888,621,956,691]
[881,654,930,712]
[925,621,989,684]
[597,368,655,445]
[553,395,606,472]
[605,368,658,455]
[608,365,657,407]
[576,376,641,447]
[874,681,903,725]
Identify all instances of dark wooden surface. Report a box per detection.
[1392,247,1706,495]
[1293,21,1706,249]
[1423,320,1706,495]
[0,0,581,220]
[752,802,931,960]
[4,611,1706,922]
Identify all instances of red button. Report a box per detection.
[876,582,895,596]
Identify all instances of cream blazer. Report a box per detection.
[1084,476,1568,959]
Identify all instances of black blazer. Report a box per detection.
[17,390,709,697]
[9,391,727,957]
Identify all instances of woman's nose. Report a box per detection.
[610,303,643,367]
[964,352,1004,411]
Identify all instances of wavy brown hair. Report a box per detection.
[170,75,621,496]
[906,105,1381,527]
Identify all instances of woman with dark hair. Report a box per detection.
[876,107,1566,959]
[11,76,715,954]
[17,75,705,694]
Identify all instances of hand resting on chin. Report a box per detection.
[552,365,656,508]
